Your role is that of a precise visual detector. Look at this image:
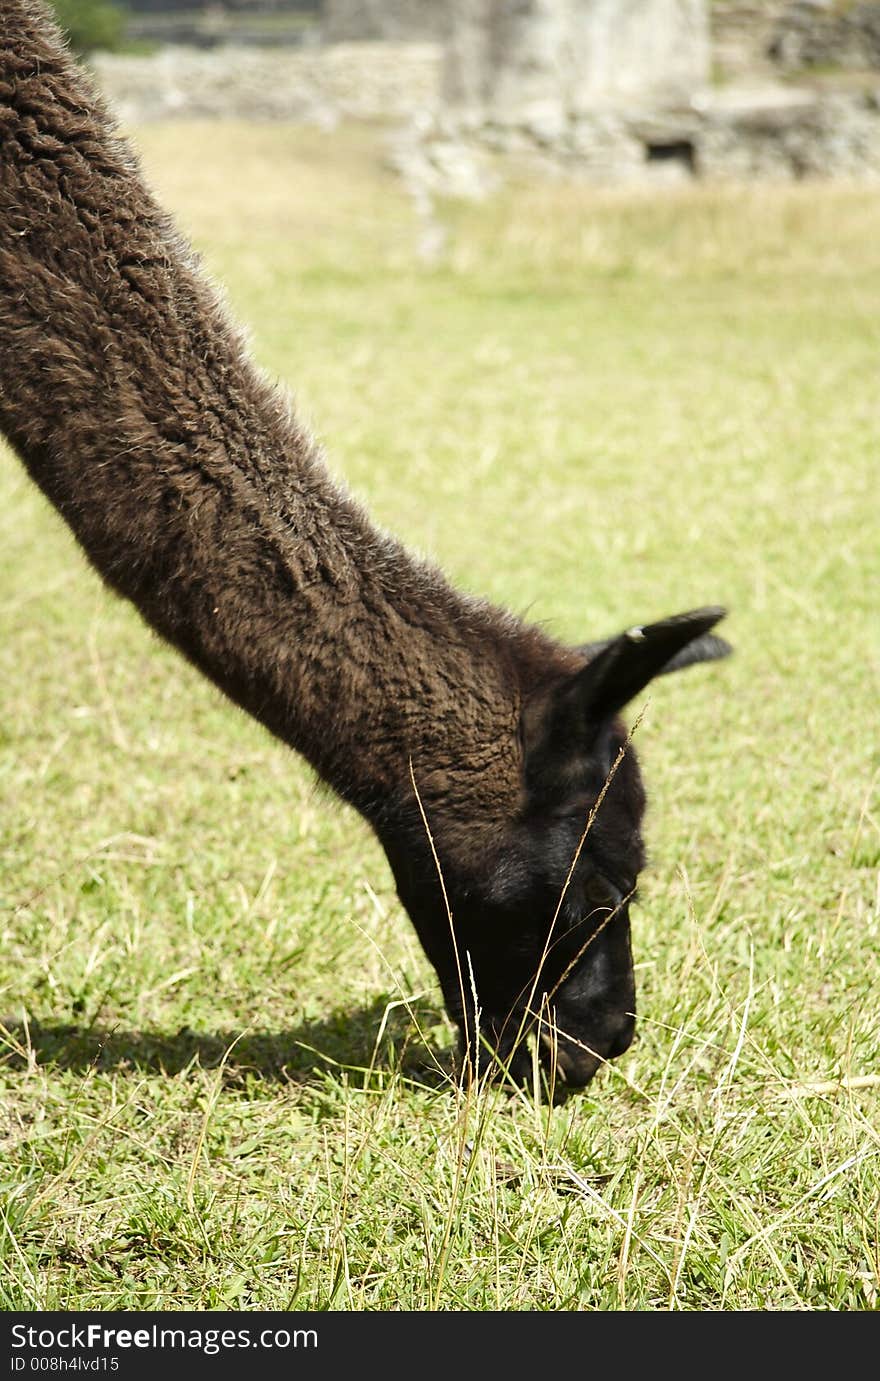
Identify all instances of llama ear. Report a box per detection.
[569,606,731,724]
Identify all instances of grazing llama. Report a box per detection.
[0,0,730,1088]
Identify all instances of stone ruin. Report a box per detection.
[89,0,880,189]
[443,0,709,126]
[409,0,709,188]
[399,0,880,191]
[322,0,450,43]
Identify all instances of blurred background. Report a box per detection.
[50,1,880,189]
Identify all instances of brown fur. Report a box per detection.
[0,2,730,1090]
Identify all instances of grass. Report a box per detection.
[1,122,878,1311]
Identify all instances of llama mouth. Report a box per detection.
[456,1020,604,1092]
[538,1030,602,1088]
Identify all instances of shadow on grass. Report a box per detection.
[0,995,455,1090]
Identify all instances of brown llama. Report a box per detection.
[0,0,730,1089]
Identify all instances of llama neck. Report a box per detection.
[0,5,559,824]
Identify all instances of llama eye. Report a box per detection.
[583,876,617,908]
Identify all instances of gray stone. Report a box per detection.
[768,1,880,73]
[322,0,451,43]
[444,0,710,125]
[697,82,880,178]
[86,2,880,190]
[90,41,444,124]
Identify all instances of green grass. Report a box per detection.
[1,123,878,1310]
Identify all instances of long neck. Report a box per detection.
[0,3,559,823]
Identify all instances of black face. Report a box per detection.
[382,607,731,1094]
[385,722,645,1091]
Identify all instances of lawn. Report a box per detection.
[1,122,878,1310]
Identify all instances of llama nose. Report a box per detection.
[540,1012,635,1086]
[607,1013,636,1059]
[539,1032,600,1087]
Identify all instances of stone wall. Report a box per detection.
[90,41,443,123]
[444,0,709,129]
[400,80,880,194]
[88,0,880,185]
[711,1,785,79]
[321,0,450,42]
[768,1,880,72]
[712,1,880,78]
[697,83,880,177]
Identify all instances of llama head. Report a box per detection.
[380,607,730,1092]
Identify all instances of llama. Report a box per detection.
[0,1,730,1089]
